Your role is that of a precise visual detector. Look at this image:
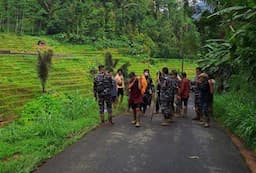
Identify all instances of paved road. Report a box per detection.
[35,100,250,173]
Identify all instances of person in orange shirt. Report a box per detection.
[141,69,154,115]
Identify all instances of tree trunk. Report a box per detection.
[20,9,24,33]
[42,82,46,93]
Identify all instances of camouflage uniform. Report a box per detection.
[160,75,176,119]
[94,72,113,114]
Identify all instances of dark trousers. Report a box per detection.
[141,94,151,113]
[160,99,172,119]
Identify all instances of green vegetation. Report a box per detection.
[0,32,196,172]
[1,0,255,171]
[0,93,127,173]
[197,0,256,150]
[214,77,256,151]
[0,53,196,119]
[0,0,200,58]
[0,33,197,121]
[0,33,96,54]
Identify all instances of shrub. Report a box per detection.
[214,91,256,149]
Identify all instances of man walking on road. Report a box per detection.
[128,72,143,127]
[141,69,154,115]
[108,69,117,107]
[115,69,125,104]
[94,65,114,126]
[159,67,176,126]
[198,73,211,128]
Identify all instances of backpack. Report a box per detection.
[140,75,148,94]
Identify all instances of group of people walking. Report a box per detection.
[93,65,214,128]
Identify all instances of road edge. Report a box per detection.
[225,128,256,173]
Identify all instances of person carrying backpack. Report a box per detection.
[128,72,143,127]
[141,69,154,115]
[159,67,176,126]
[198,73,211,128]
[94,65,114,126]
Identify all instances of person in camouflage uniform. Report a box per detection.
[191,67,203,121]
[94,65,114,126]
[171,70,182,116]
[159,67,176,126]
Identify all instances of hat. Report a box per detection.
[199,73,209,78]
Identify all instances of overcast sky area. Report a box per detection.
[191,0,214,20]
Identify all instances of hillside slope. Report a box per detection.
[0,33,196,122]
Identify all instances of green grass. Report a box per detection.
[0,93,128,173]
[0,33,96,54]
[0,33,197,173]
[214,79,256,152]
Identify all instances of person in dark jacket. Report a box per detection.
[108,69,117,107]
[198,73,211,128]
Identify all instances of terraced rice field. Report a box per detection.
[0,55,94,120]
[0,33,196,124]
[0,54,196,121]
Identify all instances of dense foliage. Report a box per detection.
[197,0,256,151]
[198,0,256,88]
[214,75,256,151]
[0,0,200,58]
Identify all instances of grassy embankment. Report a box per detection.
[0,33,196,173]
[214,76,256,152]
